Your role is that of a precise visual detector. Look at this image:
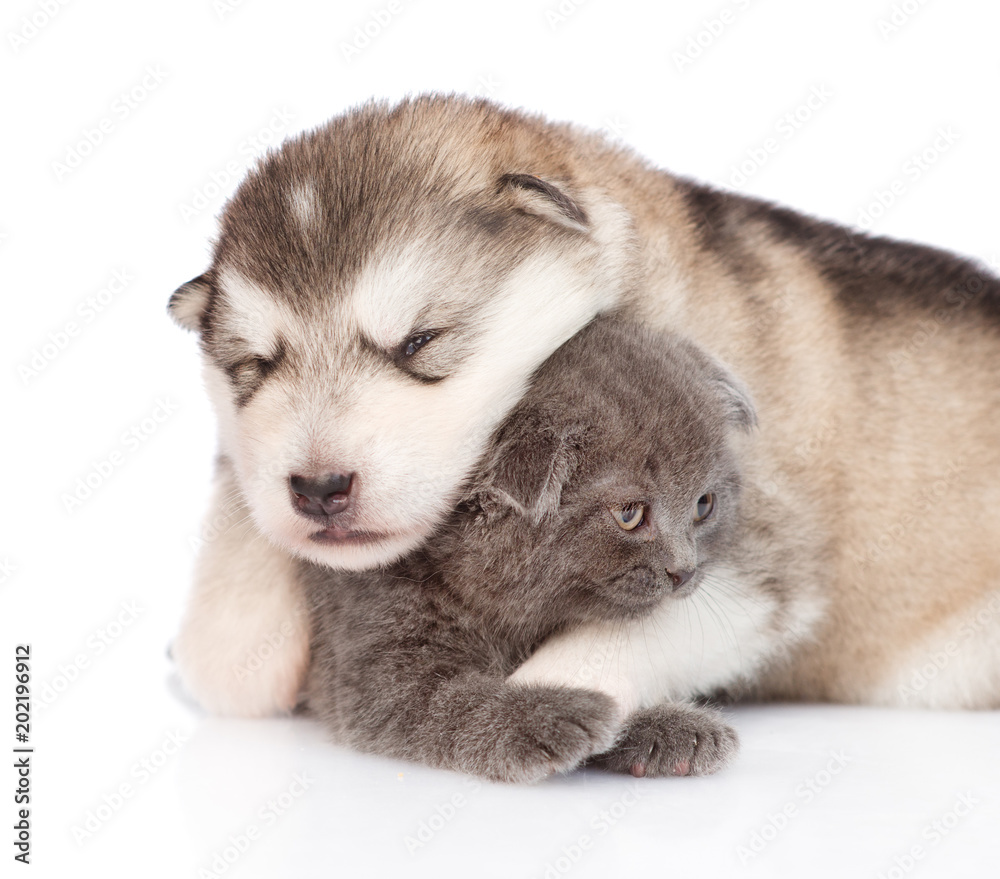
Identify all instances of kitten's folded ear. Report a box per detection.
[711,366,757,432]
[676,338,756,432]
[472,414,585,523]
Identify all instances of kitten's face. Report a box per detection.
[546,450,742,619]
[442,318,756,638]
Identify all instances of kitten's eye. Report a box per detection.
[694,493,715,522]
[612,503,646,531]
[402,331,435,357]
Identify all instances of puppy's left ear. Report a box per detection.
[168,273,213,333]
[474,416,584,523]
[500,173,589,232]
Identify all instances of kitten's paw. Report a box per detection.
[461,685,622,784]
[596,703,738,778]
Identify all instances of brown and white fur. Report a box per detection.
[169,94,1000,721]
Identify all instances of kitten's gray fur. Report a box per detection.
[303,315,754,782]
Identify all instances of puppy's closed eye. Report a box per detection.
[224,345,286,406]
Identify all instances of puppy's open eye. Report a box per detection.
[402,331,435,357]
[611,503,646,531]
[694,493,715,523]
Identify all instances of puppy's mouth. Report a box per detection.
[298,521,427,569]
[308,527,390,546]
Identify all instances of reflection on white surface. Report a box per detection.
[41,663,1000,879]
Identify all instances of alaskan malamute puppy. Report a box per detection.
[170,95,1000,725]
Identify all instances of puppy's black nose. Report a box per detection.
[667,569,695,591]
[289,473,354,519]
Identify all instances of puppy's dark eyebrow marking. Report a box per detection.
[357,333,386,358]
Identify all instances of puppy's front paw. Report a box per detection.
[172,561,311,718]
[596,703,738,778]
[173,460,310,717]
[172,604,310,718]
[458,685,622,784]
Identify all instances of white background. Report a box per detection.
[2,0,999,876]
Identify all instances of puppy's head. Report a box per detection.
[440,316,757,635]
[170,95,637,569]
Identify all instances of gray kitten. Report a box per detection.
[302,315,756,783]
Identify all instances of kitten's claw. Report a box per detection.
[671,759,691,776]
[596,702,738,778]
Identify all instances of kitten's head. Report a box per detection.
[439,316,756,638]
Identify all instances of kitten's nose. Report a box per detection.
[666,569,695,591]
